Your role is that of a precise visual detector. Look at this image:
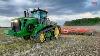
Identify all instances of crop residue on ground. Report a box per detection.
[0,28,99,56]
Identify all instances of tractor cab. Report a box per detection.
[24,8,48,19]
[31,8,48,19]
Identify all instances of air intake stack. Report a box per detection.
[24,10,29,17]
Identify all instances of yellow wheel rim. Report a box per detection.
[39,32,45,42]
[54,27,60,39]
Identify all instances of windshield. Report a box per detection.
[32,11,47,19]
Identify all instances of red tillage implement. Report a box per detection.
[61,27,96,35]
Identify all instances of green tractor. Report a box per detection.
[8,8,60,42]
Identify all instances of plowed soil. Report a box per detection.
[0,26,100,56]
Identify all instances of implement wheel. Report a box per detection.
[54,26,60,39]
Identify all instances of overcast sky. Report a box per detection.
[0,0,100,27]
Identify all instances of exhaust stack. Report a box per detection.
[24,10,29,17]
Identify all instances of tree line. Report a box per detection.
[64,17,100,26]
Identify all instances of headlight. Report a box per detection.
[11,20,18,23]
[11,21,14,22]
[14,20,18,23]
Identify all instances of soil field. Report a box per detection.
[0,26,100,56]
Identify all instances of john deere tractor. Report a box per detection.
[8,8,60,42]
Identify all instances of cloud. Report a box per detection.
[0,0,87,16]
[0,0,100,16]
[0,0,100,26]
[48,12,100,25]
[84,0,93,7]
[0,16,15,27]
